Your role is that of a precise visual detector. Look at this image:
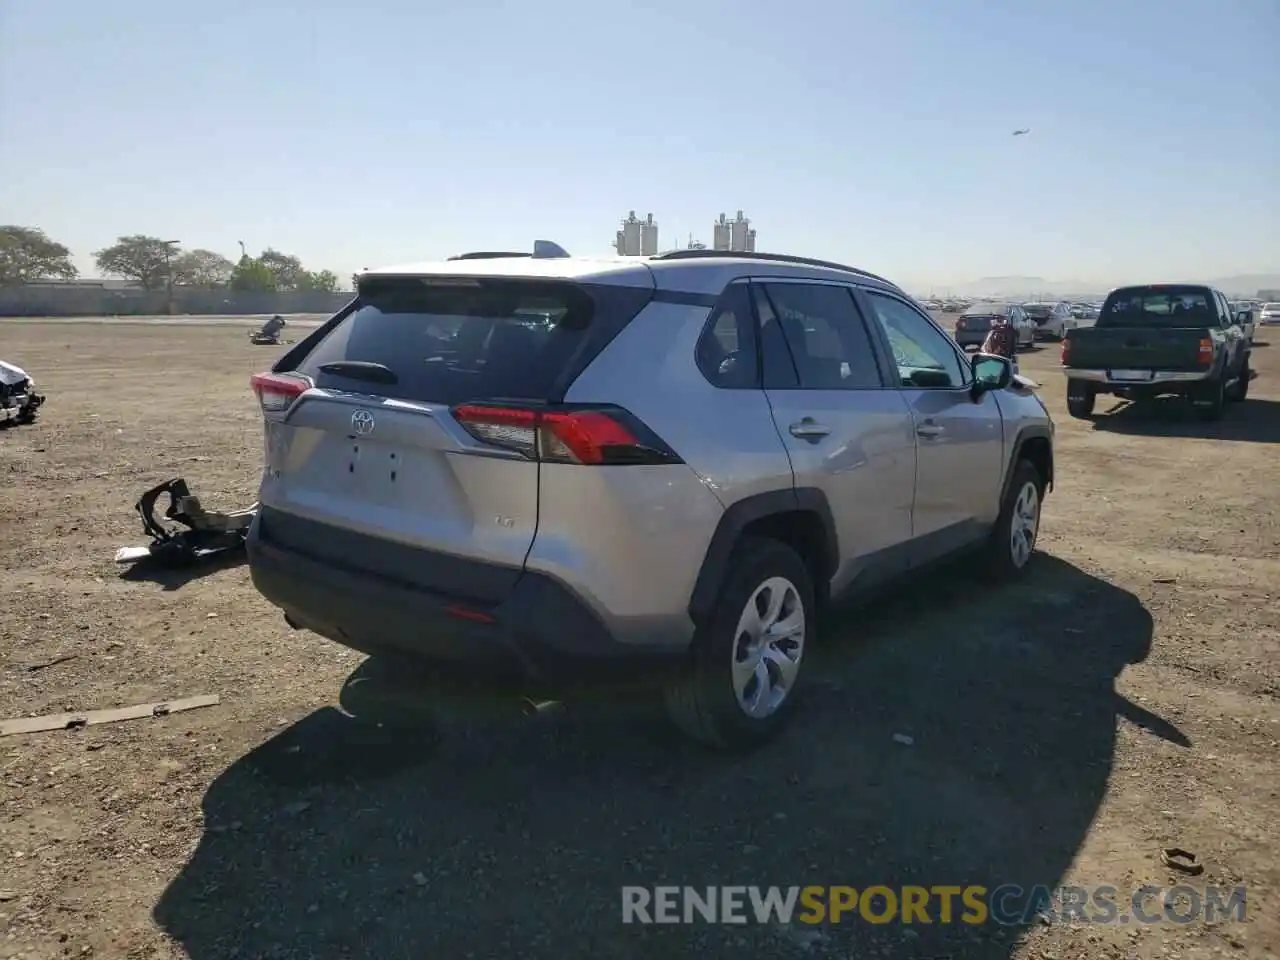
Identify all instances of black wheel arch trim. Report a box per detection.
[1001,425,1054,500]
[688,487,839,627]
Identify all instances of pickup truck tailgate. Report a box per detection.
[1065,327,1208,371]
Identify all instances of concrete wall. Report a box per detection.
[0,285,352,318]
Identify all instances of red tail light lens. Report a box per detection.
[452,403,682,465]
[1061,337,1070,364]
[1197,338,1213,365]
[251,372,311,413]
[956,318,966,330]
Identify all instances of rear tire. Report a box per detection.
[664,537,814,751]
[1066,383,1096,419]
[1193,376,1225,420]
[981,460,1044,582]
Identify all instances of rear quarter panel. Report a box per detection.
[539,300,794,649]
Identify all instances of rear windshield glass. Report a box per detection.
[964,304,1008,317]
[1022,305,1054,319]
[1098,287,1215,327]
[295,279,607,404]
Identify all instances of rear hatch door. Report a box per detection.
[957,314,995,334]
[256,275,651,605]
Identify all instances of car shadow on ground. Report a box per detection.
[154,555,1176,960]
[117,549,247,590]
[1090,394,1280,444]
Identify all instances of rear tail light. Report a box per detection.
[452,403,683,466]
[1061,337,1070,364]
[1197,338,1213,365]
[251,371,312,413]
[956,318,966,330]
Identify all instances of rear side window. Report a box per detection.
[294,278,647,404]
[1098,286,1215,327]
[756,282,884,390]
[696,283,759,389]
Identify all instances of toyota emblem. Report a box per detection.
[351,409,375,435]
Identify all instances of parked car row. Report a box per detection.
[952,300,1079,351]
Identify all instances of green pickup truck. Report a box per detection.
[1061,284,1252,421]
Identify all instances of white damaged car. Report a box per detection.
[0,360,45,425]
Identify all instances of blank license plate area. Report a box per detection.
[1109,369,1152,381]
[298,431,455,515]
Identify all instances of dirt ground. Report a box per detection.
[1,319,1277,960]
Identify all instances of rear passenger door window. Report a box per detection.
[695,282,759,389]
[863,292,967,389]
[755,282,884,389]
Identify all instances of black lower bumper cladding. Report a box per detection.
[114,478,257,568]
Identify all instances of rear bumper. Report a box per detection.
[246,516,686,685]
[1064,368,1211,389]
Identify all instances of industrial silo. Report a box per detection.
[729,211,751,252]
[712,213,732,251]
[640,213,658,256]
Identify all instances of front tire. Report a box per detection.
[981,460,1044,581]
[665,538,814,750]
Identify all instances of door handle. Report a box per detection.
[916,421,945,438]
[789,419,831,439]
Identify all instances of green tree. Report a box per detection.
[258,248,304,291]
[94,235,178,290]
[298,269,339,293]
[0,225,79,285]
[229,255,276,292]
[173,248,234,288]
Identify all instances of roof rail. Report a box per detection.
[649,249,895,286]
[447,241,572,261]
[447,251,531,261]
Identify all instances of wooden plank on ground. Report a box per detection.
[0,694,220,737]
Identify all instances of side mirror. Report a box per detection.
[971,352,1013,399]
[1236,311,1251,324]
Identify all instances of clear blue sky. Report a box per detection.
[2,0,1276,289]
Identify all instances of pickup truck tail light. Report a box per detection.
[1061,337,1070,364]
[1197,338,1213,365]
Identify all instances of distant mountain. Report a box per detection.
[947,277,1103,300]
[931,273,1280,300]
[1206,275,1280,296]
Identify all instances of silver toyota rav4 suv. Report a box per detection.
[246,244,1054,750]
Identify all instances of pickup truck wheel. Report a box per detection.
[982,460,1044,582]
[1227,358,1251,402]
[1066,384,1096,419]
[664,537,813,751]
[1193,377,1225,420]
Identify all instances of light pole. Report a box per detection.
[162,239,180,314]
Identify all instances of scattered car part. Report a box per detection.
[1160,847,1204,876]
[114,478,257,567]
[0,694,221,737]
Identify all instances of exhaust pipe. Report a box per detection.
[521,698,563,717]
